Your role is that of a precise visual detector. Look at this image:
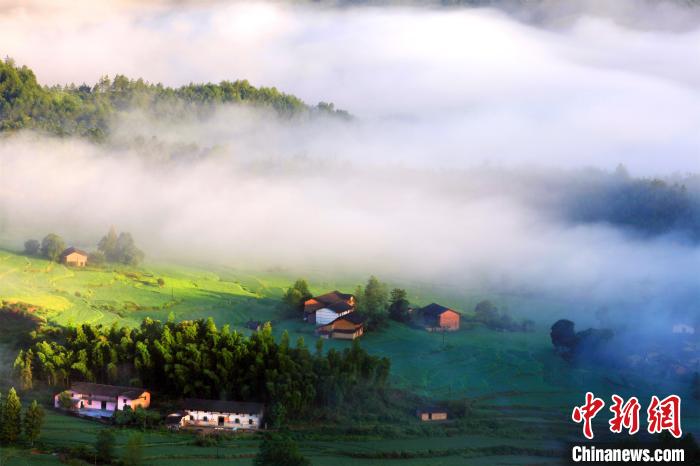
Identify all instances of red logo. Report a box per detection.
[647,395,682,438]
[572,392,606,439]
[572,393,682,439]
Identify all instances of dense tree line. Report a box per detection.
[560,166,700,240]
[0,58,349,141]
[16,318,390,421]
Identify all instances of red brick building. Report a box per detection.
[421,303,460,331]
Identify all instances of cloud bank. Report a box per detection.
[1,0,700,324]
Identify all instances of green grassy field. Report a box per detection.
[1,248,698,465]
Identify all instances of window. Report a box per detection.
[190,415,194,421]
[249,419,254,425]
[203,416,208,422]
[235,418,240,424]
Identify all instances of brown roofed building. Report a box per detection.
[304,290,355,324]
[416,406,448,422]
[60,247,88,267]
[316,312,365,340]
[422,303,461,331]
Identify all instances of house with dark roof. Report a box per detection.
[421,303,461,331]
[54,382,151,415]
[416,406,448,422]
[60,247,88,267]
[303,290,355,325]
[173,398,265,430]
[316,312,366,340]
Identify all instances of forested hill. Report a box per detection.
[0,58,349,142]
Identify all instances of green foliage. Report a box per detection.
[57,391,74,410]
[98,228,144,265]
[474,300,533,332]
[95,428,116,463]
[254,432,310,466]
[122,433,144,466]
[13,348,33,390]
[113,406,161,429]
[1,387,22,444]
[24,239,40,255]
[22,317,390,420]
[357,276,389,330]
[388,288,411,323]
[0,58,349,141]
[282,279,312,316]
[23,400,44,446]
[40,233,65,262]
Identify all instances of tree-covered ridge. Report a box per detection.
[15,317,390,422]
[0,58,349,141]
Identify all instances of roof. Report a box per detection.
[421,303,459,318]
[312,290,354,306]
[182,398,264,415]
[326,301,354,313]
[416,406,447,414]
[61,247,88,258]
[70,382,147,399]
[332,312,365,325]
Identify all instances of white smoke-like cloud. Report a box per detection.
[1,0,700,324]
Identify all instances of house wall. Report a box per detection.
[183,410,261,429]
[54,391,150,411]
[63,252,87,267]
[316,308,352,325]
[438,311,460,330]
[418,412,447,421]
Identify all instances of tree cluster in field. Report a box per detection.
[0,387,44,447]
[96,227,144,266]
[471,300,534,332]
[550,319,614,362]
[16,317,390,423]
[0,58,350,142]
[254,432,310,466]
[23,227,144,266]
[284,276,410,330]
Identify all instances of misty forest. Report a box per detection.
[0,1,699,465]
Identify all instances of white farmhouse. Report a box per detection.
[172,399,265,430]
[54,382,151,416]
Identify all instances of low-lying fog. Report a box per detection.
[1,0,699,330]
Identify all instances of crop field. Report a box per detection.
[0,409,566,466]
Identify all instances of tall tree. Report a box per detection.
[98,227,119,261]
[388,288,411,323]
[362,276,389,329]
[13,349,33,390]
[1,387,22,444]
[23,400,44,446]
[282,279,312,315]
[40,234,65,262]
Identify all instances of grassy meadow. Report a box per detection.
[1,248,698,465]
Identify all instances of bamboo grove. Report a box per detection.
[14,318,390,420]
